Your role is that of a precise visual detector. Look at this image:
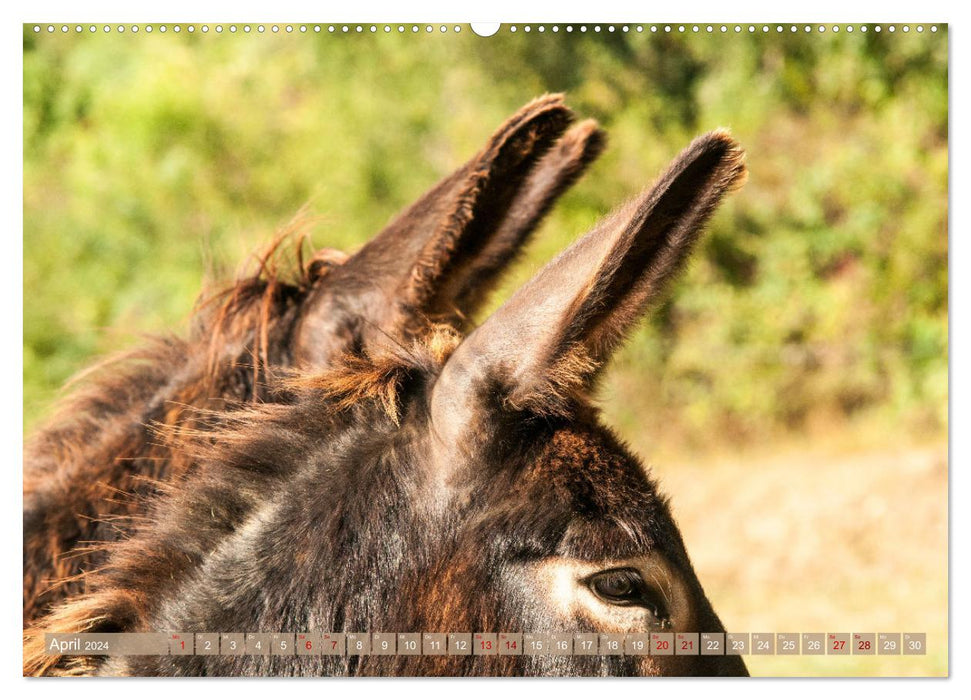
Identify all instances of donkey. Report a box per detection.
[23,95,748,676]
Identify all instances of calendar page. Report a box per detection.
[22,19,948,679]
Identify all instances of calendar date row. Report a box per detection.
[44,632,926,657]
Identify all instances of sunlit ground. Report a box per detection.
[635,436,948,677]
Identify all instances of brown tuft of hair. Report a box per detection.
[286,324,462,424]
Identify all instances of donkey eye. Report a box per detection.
[586,568,669,619]
[588,569,640,603]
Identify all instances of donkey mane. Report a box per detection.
[23,224,339,622]
[24,318,464,676]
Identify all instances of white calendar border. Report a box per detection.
[4,0,961,697]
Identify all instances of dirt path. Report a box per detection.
[648,441,948,676]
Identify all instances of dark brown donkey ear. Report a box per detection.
[431,130,746,440]
[292,95,606,367]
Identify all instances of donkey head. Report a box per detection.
[104,112,747,677]
[25,97,747,677]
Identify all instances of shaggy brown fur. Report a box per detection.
[23,228,320,625]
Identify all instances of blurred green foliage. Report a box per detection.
[23,27,947,449]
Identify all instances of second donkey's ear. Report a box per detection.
[431,130,746,445]
[293,95,605,367]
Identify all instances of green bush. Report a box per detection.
[23,27,948,448]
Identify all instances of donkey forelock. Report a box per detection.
[25,95,748,677]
